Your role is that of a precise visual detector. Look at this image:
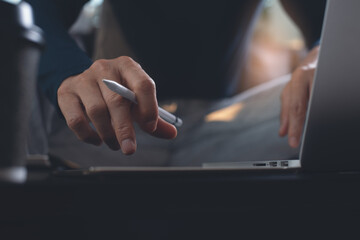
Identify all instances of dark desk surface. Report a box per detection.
[1,168,360,239]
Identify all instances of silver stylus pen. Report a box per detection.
[102,79,183,127]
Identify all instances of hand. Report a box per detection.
[279,46,320,148]
[57,56,177,155]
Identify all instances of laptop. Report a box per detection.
[205,0,360,172]
[57,0,360,175]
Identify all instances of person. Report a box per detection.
[27,0,326,158]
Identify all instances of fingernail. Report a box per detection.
[289,137,298,148]
[121,139,136,155]
[145,120,157,133]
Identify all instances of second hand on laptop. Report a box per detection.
[102,79,183,127]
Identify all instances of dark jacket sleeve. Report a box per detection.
[27,0,92,108]
[280,0,327,48]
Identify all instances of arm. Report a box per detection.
[28,0,92,107]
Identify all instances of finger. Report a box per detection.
[288,72,309,148]
[77,77,120,150]
[58,93,102,146]
[117,56,158,133]
[150,118,177,139]
[99,82,137,155]
[279,84,290,137]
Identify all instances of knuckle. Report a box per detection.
[141,108,158,123]
[113,124,133,139]
[91,59,109,72]
[86,103,107,119]
[67,116,86,131]
[291,101,306,117]
[134,77,156,93]
[106,94,127,108]
[57,84,68,97]
[144,113,158,125]
[118,56,134,65]
[77,74,87,83]
[118,56,142,71]
[58,77,77,96]
[73,74,89,87]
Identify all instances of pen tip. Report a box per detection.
[102,79,112,87]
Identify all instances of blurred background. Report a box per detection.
[2,0,308,95]
[68,0,306,93]
[240,0,306,91]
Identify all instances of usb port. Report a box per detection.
[269,162,278,167]
[280,161,289,167]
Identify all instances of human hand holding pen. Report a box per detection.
[102,79,183,127]
[57,56,177,155]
